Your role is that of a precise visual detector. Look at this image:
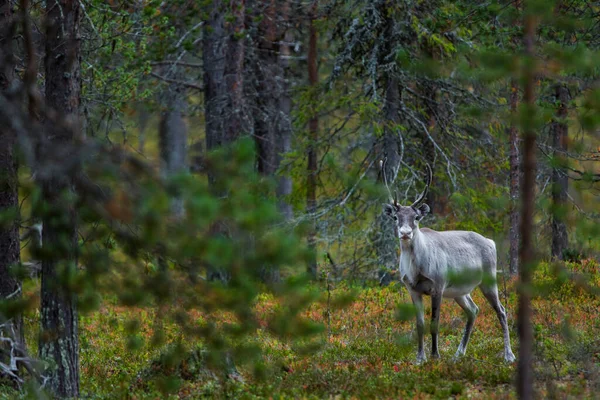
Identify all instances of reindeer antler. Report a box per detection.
[380,158,397,206]
[411,164,432,208]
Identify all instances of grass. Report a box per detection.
[3,260,600,399]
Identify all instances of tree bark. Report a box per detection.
[203,1,226,177]
[375,72,401,272]
[374,11,402,273]
[224,0,246,144]
[276,5,294,221]
[203,0,247,283]
[0,0,23,347]
[203,1,226,282]
[551,83,569,260]
[509,80,520,275]
[40,1,81,396]
[0,0,14,92]
[417,81,437,212]
[252,0,293,221]
[253,0,278,178]
[204,0,247,168]
[159,81,188,219]
[306,0,318,280]
[250,0,294,283]
[517,9,537,400]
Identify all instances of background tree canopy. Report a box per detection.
[0,0,598,398]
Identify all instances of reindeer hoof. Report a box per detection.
[431,352,441,359]
[415,354,427,365]
[505,351,516,363]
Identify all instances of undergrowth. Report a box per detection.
[1,259,599,399]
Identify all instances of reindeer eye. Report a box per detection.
[392,215,398,221]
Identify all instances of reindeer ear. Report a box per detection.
[383,203,396,218]
[415,204,430,221]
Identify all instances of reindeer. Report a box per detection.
[382,164,516,364]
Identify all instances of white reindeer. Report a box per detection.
[383,166,516,364]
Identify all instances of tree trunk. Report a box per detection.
[203,1,226,176]
[374,11,402,273]
[254,0,291,209]
[224,0,246,144]
[159,82,188,219]
[418,81,437,212]
[508,80,520,275]
[40,1,81,396]
[203,0,247,283]
[252,0,293,219]
[203,1,226,282]
[253,0,279,178]
[517,9,537,400]
[306,0,318,280]
[204,0,247,166]
[277,3,294,220]
[375,72,401,272]
[0,0,23,347]
[250,0,294,283]
[551,83,569,260]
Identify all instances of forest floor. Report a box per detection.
[4,260,600,399]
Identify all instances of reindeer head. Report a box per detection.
[382,164,431,242]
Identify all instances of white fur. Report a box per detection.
[399,228,494,298]
[394,216,515,364]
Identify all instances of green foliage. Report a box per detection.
[534,259,600,301]
[5,138,322,397]
[81,1,160,133]
[1,259,597,398]
[3,0,600,397]
[447,185,508,234]
[5,266,597,398]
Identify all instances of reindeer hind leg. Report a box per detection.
[479,284,516,362]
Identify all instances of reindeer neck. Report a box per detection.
[400,227,425,253]
[399,227,432,286]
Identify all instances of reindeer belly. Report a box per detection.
[442,286,475,298]
[442,270,482,298]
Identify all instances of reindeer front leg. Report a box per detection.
[409,290,426,364]
[430,294,442,359]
